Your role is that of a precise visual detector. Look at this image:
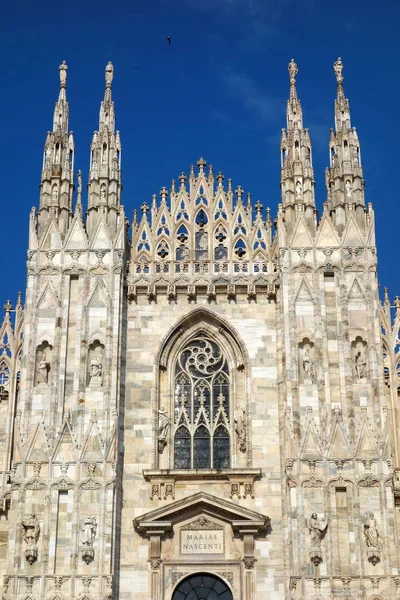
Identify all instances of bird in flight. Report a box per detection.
[167,36,171,44]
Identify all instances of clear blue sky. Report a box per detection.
[1,0,398,307]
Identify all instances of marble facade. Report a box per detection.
[0,57,399,599]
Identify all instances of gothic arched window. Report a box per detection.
[174,337,230,469]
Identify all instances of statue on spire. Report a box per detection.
[333,57,343,84]
[105,62,114,87]
[59,60,67,88]
[288,58,298,83]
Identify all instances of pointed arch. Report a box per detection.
[155,308,251,471]
[157,308,249,370]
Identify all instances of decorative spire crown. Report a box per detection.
[105,62,114,88]
[59,60,67,89]
[333,57,343,84]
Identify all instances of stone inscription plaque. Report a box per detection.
[180,530,224,555]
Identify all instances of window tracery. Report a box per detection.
[174,337,230,469]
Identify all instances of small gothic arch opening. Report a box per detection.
[214,224,228,261]
[35,341,53,386]
[0,360,10,402]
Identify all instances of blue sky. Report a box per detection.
[1,0,398,308]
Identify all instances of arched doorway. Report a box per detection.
[172,573,233,600]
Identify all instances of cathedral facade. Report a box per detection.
[0,57,399,600]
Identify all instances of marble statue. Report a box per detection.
[302,344,314,383]
[37,351,49,385]
[59,61,67,87]
[234,406,246,452]
[82,516,97,547]
[89,348,103,385]
[158,407,170,452]
[364,512,379,548]
[309,513,327,548]
[355,343,367,380]
[295,180,302,199]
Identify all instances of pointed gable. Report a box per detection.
[315,215,340,247]
[80,421,104,461]
[91,217,112,250]
[52,421,77,462]
[291,216,313,248]
[40,218,63,250]
[342,215,364,247]
[64,216,88,250]
[26,423,51,461]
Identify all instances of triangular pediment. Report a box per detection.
[91,217,111,250]
[315,215,340,247]
[40,218,62,250]
[290,216,313,248]
[64,216,88,250]
[342,215,364,247]
[134,491,270,534]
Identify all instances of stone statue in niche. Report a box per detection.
[299,341,315,384]
[89,343,103,386]
[354,340,367,380]
[36,343,51,386]
[51,185,58,203]
[21,513,40,565]
[100,184,106,201]
[234,405,247,452]
[158,406,170,453]
[81,516,97,564]
[345,180,352,197]
[364,511,381,565]
[309,513,328,548]
[295,179,302,199]
[364,512,379,548]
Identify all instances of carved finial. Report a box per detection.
[394,296,400,315]
[105,61,114,87]
[333,57,344,84]
[216,171,224,186]
[197,157,206,171]
[288,58,298,84]
[255,200,263,216]
[4,300,12,314]
[160,186,168,202]
[384,286,390,305]
[179,172,187,187]
[59,60,67,89]
[140,202,149,216]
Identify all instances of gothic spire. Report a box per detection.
[286,58,303,130]
[37,61,75,239]
[327,58,365,232]
[87,62,122,238]
[280,59,316,235]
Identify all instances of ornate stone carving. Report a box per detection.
[150,484,161,500]
[171,572,188,586]
[220,572,234,585]
[21,514,40,565]
[184,516,222,530]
